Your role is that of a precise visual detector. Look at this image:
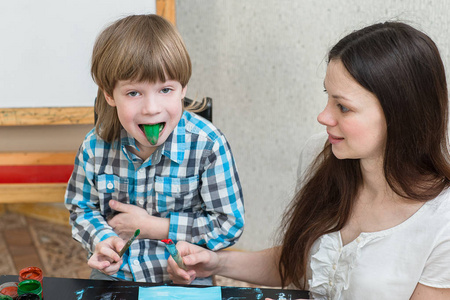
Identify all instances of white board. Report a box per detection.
[0,0,156,108]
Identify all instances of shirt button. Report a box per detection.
[107,182,114,189]
[356,237,361,243]
[332,264,337,270]
[138,199,144,205]
[133,260,139,266]
[329,280,333,286]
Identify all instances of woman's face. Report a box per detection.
[317,59,387,163]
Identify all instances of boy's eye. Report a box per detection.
[337,103,350,113]
[160,88,172,94]
[127,91,140,97]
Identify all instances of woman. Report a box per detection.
[167,22,450,299]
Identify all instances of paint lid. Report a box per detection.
[0,282,18,298]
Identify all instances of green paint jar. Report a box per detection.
[17,279,42,299]
[0,295,14,300]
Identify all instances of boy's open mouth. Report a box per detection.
[140,123,165,145]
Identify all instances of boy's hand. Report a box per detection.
[167,241,220,284]
[107,200,169,240]
[88,236,125,275]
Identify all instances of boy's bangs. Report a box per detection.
[115,35,190,86]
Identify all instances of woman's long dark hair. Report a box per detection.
[279,22,450,288]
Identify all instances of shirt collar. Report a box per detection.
[160,112,186,164]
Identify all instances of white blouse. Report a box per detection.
[296,133,450,299]
[306,188,450,299]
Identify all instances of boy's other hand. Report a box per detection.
[107,200,169,240]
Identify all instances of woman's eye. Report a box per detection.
[127,91,140,97]
[337,104,350,113]
[160,88,172,94]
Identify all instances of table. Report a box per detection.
[1,275,310,299]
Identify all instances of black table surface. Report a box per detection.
[1,275,310,299]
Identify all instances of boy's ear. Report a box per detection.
[181,86,187,100]
[104,91,116,107]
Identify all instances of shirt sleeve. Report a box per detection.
[419,224,450,288]
[64,144,117,254]
[168,134,245,251]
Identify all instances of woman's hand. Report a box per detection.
[167,241,221,284]
[87,236,125,275]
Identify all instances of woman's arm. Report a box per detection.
[167,241,283,287]
[216,246,283,286]
[410,283,450,300]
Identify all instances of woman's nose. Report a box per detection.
[317,103,337,127]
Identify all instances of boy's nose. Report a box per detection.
[142,96,162,115]
[317,104,337,127]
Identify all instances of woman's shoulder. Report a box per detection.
[296,132,328,187]
[426,187,450,213]
[417,188,450,233]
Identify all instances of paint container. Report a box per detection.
[17,279,42,300]
[19,267,43,286]
[0,282,18,299]
[0,295,14,300]
[19,267,43,295]
[16,293,40,300]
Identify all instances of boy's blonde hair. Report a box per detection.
[91,14,192,142]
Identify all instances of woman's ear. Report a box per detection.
[104,91,116,107]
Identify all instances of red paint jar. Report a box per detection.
[19,267,43,285]
[0,281,18,299]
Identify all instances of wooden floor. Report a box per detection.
[0,209,254,288]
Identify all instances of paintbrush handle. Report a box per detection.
[118,236,135,257]
[165,243,187,270]
[118,229,140,257]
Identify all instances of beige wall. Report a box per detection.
[3,0,449,251]
[176,0,450,250]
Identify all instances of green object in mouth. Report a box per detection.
[143,124,161,145]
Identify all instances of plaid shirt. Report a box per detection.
[65,111,245,282]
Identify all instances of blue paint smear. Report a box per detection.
[138,286,221,300]
[75,288,84,300]
[74,285,135,299]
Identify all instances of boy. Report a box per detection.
[65,14,244,284]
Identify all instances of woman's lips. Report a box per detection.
[328,132,344,144]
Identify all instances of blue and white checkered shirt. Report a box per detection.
[65,111,245,282]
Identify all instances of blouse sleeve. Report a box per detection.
[419,221,450,288]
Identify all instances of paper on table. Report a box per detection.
[138,286,221,300]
